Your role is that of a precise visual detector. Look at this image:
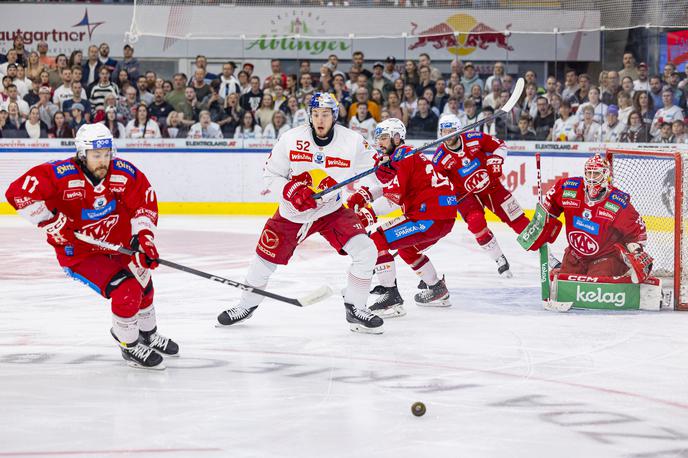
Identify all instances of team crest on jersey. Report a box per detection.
[464,170,490,193]
[113,159,137,178]
[582,209,592,220]
[562,179,581,189]
[313,151,325,165]
[80,215,120,242]
[568,230,600,256]
[573,216,599,235]
[465,132,482,139]
[52,162,78,178]
[93,196,108,209]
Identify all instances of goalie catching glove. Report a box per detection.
[616,242,653,284]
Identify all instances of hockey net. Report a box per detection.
[606,148,688,310]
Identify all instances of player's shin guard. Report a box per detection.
[374,251,396,288]
[477,230,512,278]
[343,234,376,309]
[240,255,278,308]
[371,252,405,318]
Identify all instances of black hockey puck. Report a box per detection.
[411,401,426,417]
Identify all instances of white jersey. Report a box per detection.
[264,124,377,224]
[551,116,578,141]
[601,121,626,142]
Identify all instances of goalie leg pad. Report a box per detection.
[554,274,662,311]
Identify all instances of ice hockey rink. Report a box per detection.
[2,215,688,458]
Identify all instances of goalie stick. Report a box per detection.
[312,77,526,200]
[534,154,573,312]
[74,232,333,307]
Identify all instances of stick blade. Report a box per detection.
[296,286,334,306]
[502,77,525,113]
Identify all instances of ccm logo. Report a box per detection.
[63,189,85,200]
[566,275,599,282]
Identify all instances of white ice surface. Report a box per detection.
[2,215,688,458]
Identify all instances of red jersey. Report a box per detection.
[432,131,507,196]
[5,157,158,267]
[543,176,646,259]
[382,145,457,221]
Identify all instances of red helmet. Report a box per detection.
[584,154,611,199]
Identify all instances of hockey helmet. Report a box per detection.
[308,92,339,123]
[437,113,462,139]
[74,123,115,160]
[583,153,611,199]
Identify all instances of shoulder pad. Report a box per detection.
[112,159,138,178]
[51,159,79,179]
[463,131,483,140]
[562,177,583,189]
[608,189,629,208]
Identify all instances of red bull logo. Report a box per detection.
[409,14,513,56]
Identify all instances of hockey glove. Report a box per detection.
[616,242,653,284]
[486,155,504,179]
[375,156,396,184]
[38,212,76,246]
[517,203,563,251]
[131,229,159,270]
[347,186,373,212]
[283,171,317,212]
[356,206,377,228]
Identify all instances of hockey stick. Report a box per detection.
[312,78,525,200]
[74,232,333,307]
[534,154,572,312]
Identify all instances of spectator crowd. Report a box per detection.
[1,35,686,144]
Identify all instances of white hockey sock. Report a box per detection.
[480,236,505,262]
[343,234,376,308]
[344,273,372,309]
[415,260,439,286]
[240,255,278,307]
[137,304,157,333]
[112,314,139,345]
[375,260,397,288]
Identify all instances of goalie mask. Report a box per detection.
[583,154,611,200]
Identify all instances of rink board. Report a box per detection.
[0,139,681,232]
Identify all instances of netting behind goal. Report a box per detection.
[606,149,688,310]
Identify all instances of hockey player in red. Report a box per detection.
[347,118,458,317]
[4,123,177,370]
[432,113,529,278]
[527,154,652,281]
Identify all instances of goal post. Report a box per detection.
[605,148,688,310]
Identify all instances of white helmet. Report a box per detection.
[374,118,406,142]
[74,123,115,160]
[437,113,462,139]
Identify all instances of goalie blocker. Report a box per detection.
[552,273,663,311]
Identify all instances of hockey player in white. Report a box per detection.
[217,92,384,333]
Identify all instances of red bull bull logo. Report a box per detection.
[409,14,513,56]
